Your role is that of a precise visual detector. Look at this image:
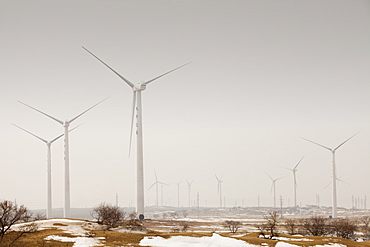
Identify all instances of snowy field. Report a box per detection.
[11,217,361,247]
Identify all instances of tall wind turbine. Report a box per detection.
[18,98,107,218]
[82,46,190,219]
[12,124,80,218]
[266,173,283,208]
[186,180,194,208]
[284,156,304,209]
[215,175,223,208]
[301,133,357,218]
[147,170,167,207]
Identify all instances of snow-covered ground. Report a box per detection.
[11,218,352,247]
[13,219,106,247]
[139,233,347,247]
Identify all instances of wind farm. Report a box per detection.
[1,1,370,246]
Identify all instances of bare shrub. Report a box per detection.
[360,216,370,239]
[330,219,357,240]
[84,230,96,238]
[284,218,299,235]
[180,222,190,232]
[302,216,330,236]
[224,220,242,234]
[259,211,280,239]
[91,203,125,229]
[32,212,46,221]
[124,213,145,231]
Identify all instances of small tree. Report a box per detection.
[224,220,242,234]
[91,203,125,229]
[0,200,31,241]
[260,211,280,239]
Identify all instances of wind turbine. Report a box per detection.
[18,98,107,218]
[175,180,182,208]
[12,124,80,218]
[284,156,304,209]
[186,180,194,208]
[147,170,168,207]
[266,172,283,208]
[301,133,357,218]
[215,175,223,208]
[82,46,190,219]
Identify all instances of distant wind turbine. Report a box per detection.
[266,172,283,208]
[215,175,223,208]
[284,156,304,209]
[186,180,194,208]
[18,98,107,218]
[175,180,182,208]
[147,170,168,207]
[82,46,190,219]
[301,133,357,218]
[12,124,80,218]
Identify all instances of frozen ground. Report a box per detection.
[11,217,357,247]
[139,233,347,247]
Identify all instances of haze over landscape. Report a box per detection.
[1,0,370,213]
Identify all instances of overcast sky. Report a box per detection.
[1,0,370,210]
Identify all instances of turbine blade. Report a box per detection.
[129,92,136,157]
[12,124,48,143]
[293,156,305,170]
[337,178,351,186]
[281,166,293,171]
[143,62,192,85]
[49,133,64,144]
[334,133,358,151]
[147,182,156,191]
[265,172,273,181]
[49,123,83,144]
[300,137,332,151]
[158,181,169,186]
[69,97,108,123]
[18,101,63,125]
[215,174,220,182]
[275,176,284,182]
[324,181,332,189]
[82,46,135,88]
[270,182,274,195]
[154,169,158,182]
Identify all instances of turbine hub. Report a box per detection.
[133,83,146,92]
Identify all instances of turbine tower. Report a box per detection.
[82,46,190,219]
[301,133,357,218]
[215,175,223,208]
[285,156,304,209]
[147,170,167,207]
[175,180,182,208]
[266,173,283,208]
[186,180,194,208]
[12,124,61,218]
[18,99,107,218]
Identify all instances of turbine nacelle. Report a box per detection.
[133,83,146,92]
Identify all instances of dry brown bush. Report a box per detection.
[90,202,125,229]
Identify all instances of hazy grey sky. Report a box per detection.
[1,0,370,210]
